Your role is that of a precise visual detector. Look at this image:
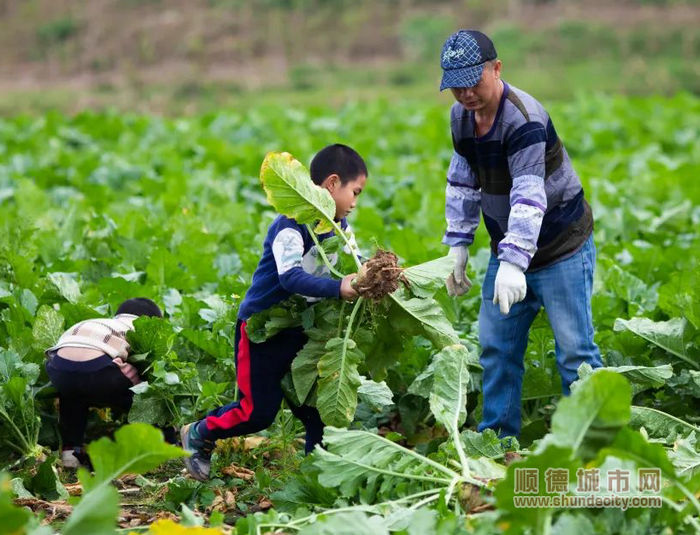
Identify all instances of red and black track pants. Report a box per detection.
[196,319,324,454]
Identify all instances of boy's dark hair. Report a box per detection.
[116,298,162,318]
[310,144,367,186]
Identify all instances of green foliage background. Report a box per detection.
[0,87,698,532]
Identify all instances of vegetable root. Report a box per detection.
[353,249,408,300]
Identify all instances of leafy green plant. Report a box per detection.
[0,94,697,531]
[0,349,43,462]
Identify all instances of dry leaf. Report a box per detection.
[221,463,255,480]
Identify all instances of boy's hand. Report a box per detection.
[340,274,359,301]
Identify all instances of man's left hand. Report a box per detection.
[493,261,526,315]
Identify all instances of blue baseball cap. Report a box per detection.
[440,30,498,90]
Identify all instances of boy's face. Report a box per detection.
[321,173,367,220]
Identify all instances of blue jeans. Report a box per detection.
[477,234,603,438]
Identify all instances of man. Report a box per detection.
[440,29,603,438]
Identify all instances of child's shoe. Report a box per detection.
[60,448,80,469]
[60,447,91,469]
[180,422,214,481]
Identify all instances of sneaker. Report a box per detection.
[60,447,91,469]
[180,422,214,481]
[60,449,80,469]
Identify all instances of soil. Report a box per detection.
[353,249,408,300]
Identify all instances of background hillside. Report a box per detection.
[0,0,698,114]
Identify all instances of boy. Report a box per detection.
[180,143,367,481]
[46,297,163,468]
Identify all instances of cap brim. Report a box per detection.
[440,63,484,91]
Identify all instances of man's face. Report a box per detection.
[450,60,502,112]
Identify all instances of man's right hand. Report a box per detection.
[446,245,472,297]
[340,274,359,301]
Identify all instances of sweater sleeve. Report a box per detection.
[272,226,341,298]
[499,121,548,270]
[443,150,481,247]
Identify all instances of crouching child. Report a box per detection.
[45,297,163,468]
[180,143,368,481]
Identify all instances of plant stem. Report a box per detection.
[325,298,366,417]
[305,224,346,278]
[344,298,363,347]
[409,493,441,510]
[327,220,363,270]
[444,476,460,505]
[0,406,32,454]
[452,422,471,480]
[336,301,347,338]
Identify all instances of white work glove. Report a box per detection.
[493,261,526,315]
[446,245,472,297]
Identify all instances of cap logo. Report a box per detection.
[443,47,467,63]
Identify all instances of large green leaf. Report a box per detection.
[317,337,363,427]
[629,406,700,441]
[47,272,82,303]
[669,432,700,478]
[460,428,517,459]
[577,362,673,395]
[357,376,394,411]
[602,263,658,314]
[658,269,700,329]
[429,345,470,432]
[259,151,336,234]
[614,317,696,369]
[82,423,187,491]
[63,424,187,535]
[388,293,459,347]
[594,427,679,486]
[245,298,305,343]
[128,395,170,425]
[31,305,64,351]
[551,513,595,535]
[494,444,581,533]
[180,328,231,360]
[542,369,631,460]
[27,456,68,501]
[314,427,457,500]
[291,337,325,405]
[126,316,175,361]
[402,255,453,298]
[0,473,32,534]
[61,483,120,535]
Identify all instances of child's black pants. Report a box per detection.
[197,319,324,454]
[46,359,133,449]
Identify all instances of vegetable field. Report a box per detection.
[0,93,699,534]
